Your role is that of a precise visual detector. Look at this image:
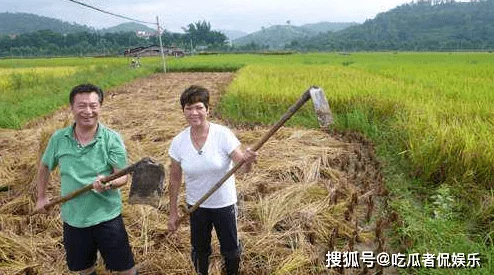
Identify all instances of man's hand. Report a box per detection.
[92,175,112,192]
[35,163,51,213]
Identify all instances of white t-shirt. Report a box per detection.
[169,122,241,208]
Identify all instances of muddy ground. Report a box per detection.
[0,73,393,274]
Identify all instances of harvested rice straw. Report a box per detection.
[0,73,388,274]
[272,249,312,275]
[139,205,151,255]
[255,185,309,231]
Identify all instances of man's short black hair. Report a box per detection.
[180,85,210,111]
[69,84,104,105]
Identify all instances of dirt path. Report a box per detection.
[0,73,390,274]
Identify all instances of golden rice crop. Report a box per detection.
[0,67,78,91]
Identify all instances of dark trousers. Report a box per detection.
[63,215,135,272]
[189,204,241,275]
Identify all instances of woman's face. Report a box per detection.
[183,102,208,127]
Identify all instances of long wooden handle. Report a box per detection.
[186,88,313,216]
[31,161,140,215]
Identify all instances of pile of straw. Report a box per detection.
[0,73,389,274]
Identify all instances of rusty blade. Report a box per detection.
[128,157,165,208]
[309,86,333,129]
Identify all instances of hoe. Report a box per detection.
[30,157,165,215]
[172,86,333,230]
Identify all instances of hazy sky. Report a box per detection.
[2,0,412,33]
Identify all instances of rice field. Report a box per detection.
[178,52,494,273]
[0,67,77,90]
[1,52,494,274]
[214,53,494,190]
[1,72,389,274]
[0,57,161,129]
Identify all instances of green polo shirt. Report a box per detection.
[42,123,127,228]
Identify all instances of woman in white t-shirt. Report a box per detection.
[168,85,257,275]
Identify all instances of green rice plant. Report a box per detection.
[216,53,494,190]
[392,202,492,274]
[430,185,455,220]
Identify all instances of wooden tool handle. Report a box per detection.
[187,89,313,215]
[30,160,140,216]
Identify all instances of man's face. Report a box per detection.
[71,92,101,128]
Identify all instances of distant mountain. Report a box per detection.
[102,22,157,34]
[297,0,494,51]
[233,25,313,48]
[219,29,249,41]
[300,22,359,34]
[232,22,357,49]
[0,12,93,34]
[0,13,157,36]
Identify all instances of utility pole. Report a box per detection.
[156,16,167,73]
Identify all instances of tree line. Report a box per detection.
[0,21,229,57]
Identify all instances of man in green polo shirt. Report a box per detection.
[34,83,137,275]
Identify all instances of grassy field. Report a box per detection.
[0,57,160,128]
[1,52,493,273]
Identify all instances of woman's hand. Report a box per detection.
[168,211,179,233]
[231,147,258,173]
[34,196,50,214]
[243,148,258,164]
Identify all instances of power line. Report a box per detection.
[65,0,167,73]
[65,0,157,26]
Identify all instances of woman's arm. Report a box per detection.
[168,158,183,233]
[230,147,258,173]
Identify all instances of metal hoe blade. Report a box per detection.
[309,86,333,130]
[129,157,165,208]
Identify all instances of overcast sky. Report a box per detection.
[2,0,412,33]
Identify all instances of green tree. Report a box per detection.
[182,21,227,49]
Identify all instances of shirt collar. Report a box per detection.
[64,122,103,140]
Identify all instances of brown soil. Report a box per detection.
[0,73,392,274]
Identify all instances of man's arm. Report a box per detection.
[95,133,129,191]
[93,167,129,192]
[34,162,51,213]
[108,168,129,189]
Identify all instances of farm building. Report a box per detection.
[123,45,185,57]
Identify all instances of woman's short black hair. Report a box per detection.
[180,85,210,111]
[69,83,104,105]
